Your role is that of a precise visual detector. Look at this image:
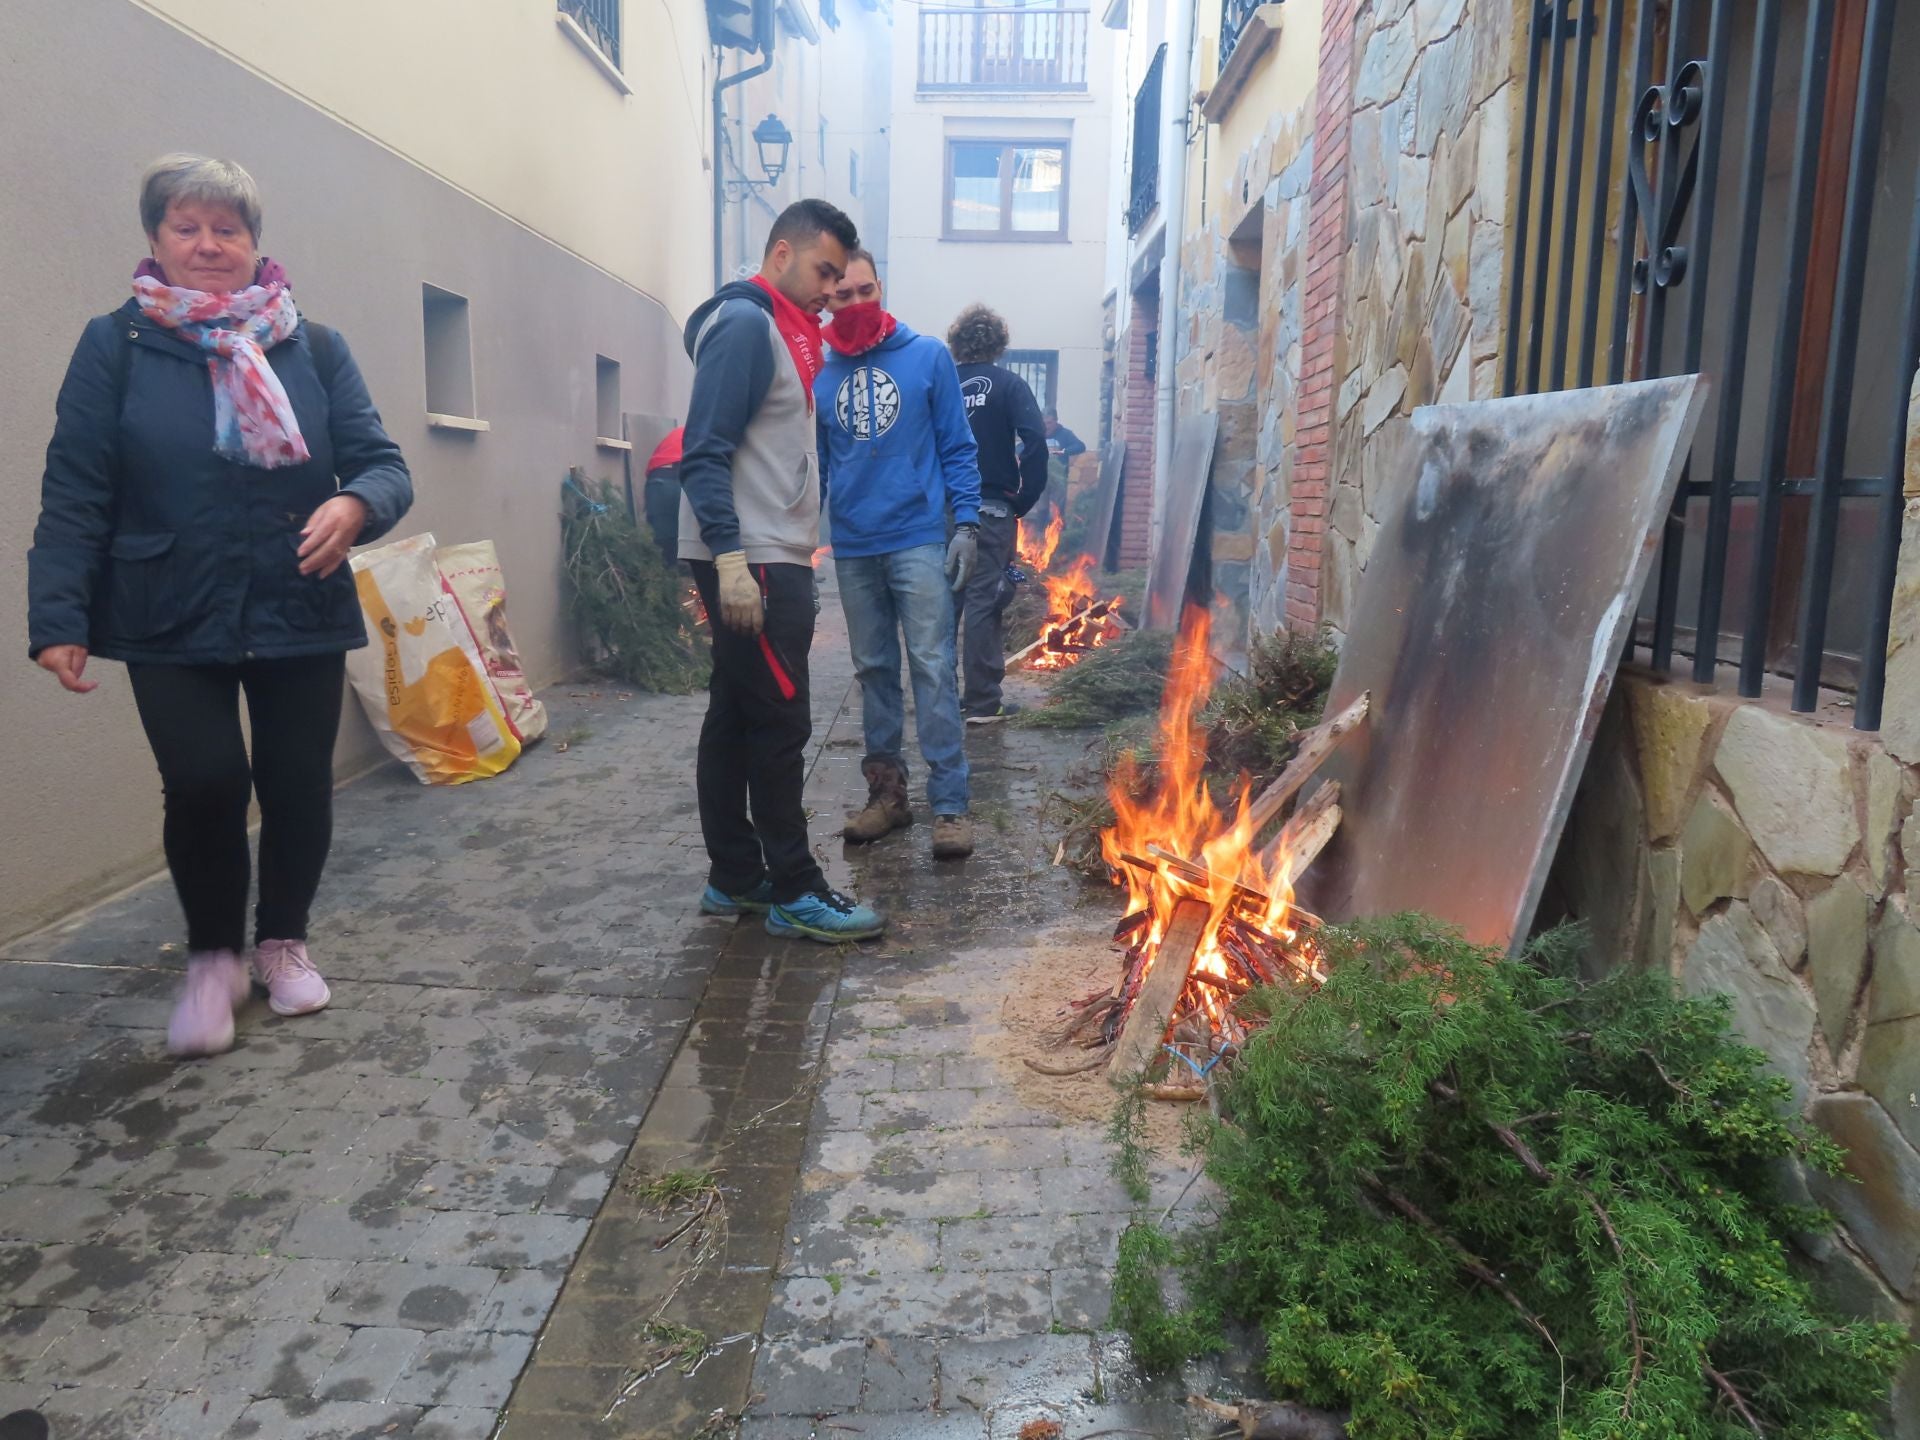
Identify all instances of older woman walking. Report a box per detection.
[27,154,412,1058]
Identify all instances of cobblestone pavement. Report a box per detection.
[1,575,1221,1438]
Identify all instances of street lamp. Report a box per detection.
[752,113,793,184]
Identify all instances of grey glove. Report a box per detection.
[945,524,979,593]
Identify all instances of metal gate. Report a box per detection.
[1501,0,1920,730]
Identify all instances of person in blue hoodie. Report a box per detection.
[817,250,982,860]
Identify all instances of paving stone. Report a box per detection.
[0,1137,81,1183]
[264,1108,378,1154]
[981,1272,1056,1336]
[390,1329,535,1408]
[256,1150,381,1203]
[410,1208,591,1270]
[314,1324,426,1402]
[246,1257,353,1321]
[829,1271,988,1339]
[541,1164,615,1217]
[1050,1268,1114,1331]
[147,1315,351,1395]
[2,1243,182,1310]
[35,1384,179,1438]
[0,1184,119,1243]
[280,1202,433,1260]
[786,1216,940,1275]
[860,1334,940,1411]
[411,1160,557,1212]
[412,1406,504,1439]
[940,1215,1117,1272]
[319,1260,502,1330]
[751,1338,867,1414]
[119,1144,280,1197]
[937,1333,1100,1412]
[980,1165,1139,1218]
[471,1267,567,1333]
[143,1389,254,1439]
[228,1397,426,1438]
[147,1252,283,1316]
[791,1171,985,1228]
[0,1306,85,1381]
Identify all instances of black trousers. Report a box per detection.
[127,653,345,954]
[957,510,1019,715]
[689,559,827,904]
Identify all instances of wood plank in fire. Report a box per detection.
[1108,897,1211,1082]
[1242,691,1370,836]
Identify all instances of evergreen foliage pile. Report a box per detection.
[1115,916,1909,1439]
[560,475,708,694]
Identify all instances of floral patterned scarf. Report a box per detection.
[132,258,310,469]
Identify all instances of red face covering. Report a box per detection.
[824,302,897,357]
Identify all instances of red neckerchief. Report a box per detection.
[750,275,824,411]
[823,302,898,357]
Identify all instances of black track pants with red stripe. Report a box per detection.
[689,559,828,905]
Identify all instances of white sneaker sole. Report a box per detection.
[265,984,331,1017]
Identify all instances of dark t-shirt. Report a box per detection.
[956,362,1050,517]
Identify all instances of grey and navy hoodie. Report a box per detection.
[814,323,981,560]
[676,281,821,567]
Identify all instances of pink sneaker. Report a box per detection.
[252,939,332,1017]
[167,950,246,1058]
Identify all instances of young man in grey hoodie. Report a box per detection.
[676,199,884,943]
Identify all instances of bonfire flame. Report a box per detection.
[1028,555,1126,672]
[1017,511,1064,572]
[1099,609,1322,1032]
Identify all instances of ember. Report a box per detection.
[1020,555,1127,672]
[1032,609,1369,1092]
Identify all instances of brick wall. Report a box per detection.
[1118,290,1158,567]
[1287,0,1361,630]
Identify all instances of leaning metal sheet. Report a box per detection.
[1301,376,1706,951]
[1144,413,1220,630]
[1089,441,1127,572]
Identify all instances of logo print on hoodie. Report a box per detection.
[835,368,902,441]
[960,374,993,414]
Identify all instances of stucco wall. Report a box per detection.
[884,20,1118,441]
[135,0,715,324]
[0,1,691,943]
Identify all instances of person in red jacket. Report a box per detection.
[643,428,683,563]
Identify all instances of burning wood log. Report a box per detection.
[1108,898,1211,1080]
[1007,594,1127,669]
[1242,692,1370,836]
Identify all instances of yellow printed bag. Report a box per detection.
[345,533,521,785]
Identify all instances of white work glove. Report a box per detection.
[945,524,979,593]
[713,550,764,635]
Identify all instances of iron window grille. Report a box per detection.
[1006,349,1061,410]
[559,0,621,67]
[1218,0,1268,71]
[1127,44,1167,237]
[1500,0,1919,732]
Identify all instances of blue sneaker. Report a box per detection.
[700,879,775,917]
[765,888,886,943]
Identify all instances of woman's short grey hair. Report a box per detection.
[140,154,263,241]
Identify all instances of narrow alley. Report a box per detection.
[0,569,1210,1440]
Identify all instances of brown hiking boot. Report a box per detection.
[931,813,974,859]
[844,759,911,842]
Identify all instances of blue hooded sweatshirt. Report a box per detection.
[815,322,982,560]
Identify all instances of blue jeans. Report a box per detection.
[836,544,971,815]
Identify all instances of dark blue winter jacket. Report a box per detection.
[814,323,981,560]
[28,298,412,666]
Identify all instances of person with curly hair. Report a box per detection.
[946,303,1048,724]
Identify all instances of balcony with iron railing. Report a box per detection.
[558,0,621,67]
[918,5,1091,93]
[1126,44,1166,237]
